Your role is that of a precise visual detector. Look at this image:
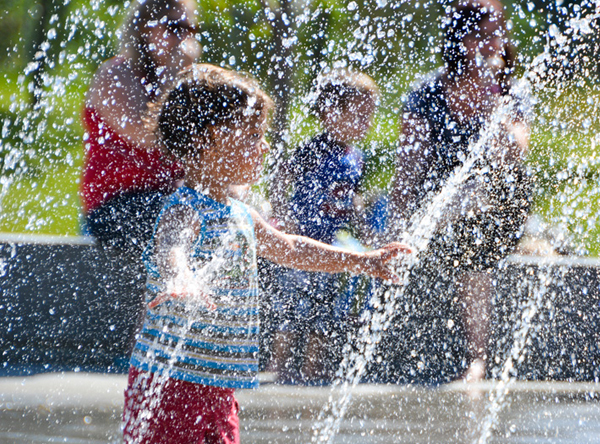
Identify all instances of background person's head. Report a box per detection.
[121,0,201,86]
[313,70,380,144]
[153,64,274,185]
[442,0,514,92]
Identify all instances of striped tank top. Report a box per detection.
[130,186,260,389]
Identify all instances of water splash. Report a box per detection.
[1,0,600,442]
[310,3,600,443]
[472,6,600,443]
[311,82,529,443]
[473,263,560,444]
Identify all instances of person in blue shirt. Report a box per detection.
[268,69,380,384]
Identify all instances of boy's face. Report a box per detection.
[323,93,377,143]
[209,114,269,186]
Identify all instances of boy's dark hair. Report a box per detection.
[312,69,379,117]
[151,64,274,159]
[442,0,515,93]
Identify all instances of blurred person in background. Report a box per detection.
[268,70,379,384]
[80,0,201,355]
[386,0,532,382]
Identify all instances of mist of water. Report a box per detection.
[309,4,600,443]
[1,0,600,443]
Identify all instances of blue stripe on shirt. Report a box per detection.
[134,342,258,371]
[138,328,260,354]
[145,311,260,335]
[130,355,259,389]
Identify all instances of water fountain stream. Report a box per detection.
[311,5,600,443]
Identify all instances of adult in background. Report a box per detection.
[385,0,532,382]
[80,0,200,356]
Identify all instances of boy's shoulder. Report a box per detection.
[164,187,230,219]
[288,133,326,174]
[292,133,363,176]
[296,132,329,152]
[408,69,444,94]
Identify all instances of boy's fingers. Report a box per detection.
[387,242,413,254]
[148,291,188,308]
[378,242,413,263]
[149,291,217,311]
[365,242,413,283]
[371,265,400,284]
[381,271,401,284]
[202,294,217,311]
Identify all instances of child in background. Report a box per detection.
[268,69,380,383]
[122,64,410,443]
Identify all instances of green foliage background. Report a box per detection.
[0,0,599,254]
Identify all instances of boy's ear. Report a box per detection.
[205,124,215,139]
[204,124,221,148]
[183,128,211,161]
[206,123,231,140]
[321,107,342,130]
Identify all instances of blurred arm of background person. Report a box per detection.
[81,0,201,226]
[498,108,530,166]
[86,59,158,148]
[387,113,433,242]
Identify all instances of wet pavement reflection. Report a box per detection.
[0,373,599,443]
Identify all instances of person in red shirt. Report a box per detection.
[80,0,200,353]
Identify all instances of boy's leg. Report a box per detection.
[268,268,308,383]
[458,270,493,381]
[300,272,339,384]
[123,366,240,444]
[204,387,240,444]
[301,331,329,383]
[269,329,298,381]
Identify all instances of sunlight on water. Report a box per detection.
[1,0,600,442]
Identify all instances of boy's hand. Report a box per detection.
[360,242,412,283]
[149,246,217,310]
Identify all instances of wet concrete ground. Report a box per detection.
[0,373,599,443]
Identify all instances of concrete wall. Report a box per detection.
[1,234,599,381]
[369,255,600,384]
[0,234,140,375]
[491,255,600,381]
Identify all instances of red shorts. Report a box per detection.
[122,366,240,444]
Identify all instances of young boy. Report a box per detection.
[268,69,380,383]
[122,64,408,443]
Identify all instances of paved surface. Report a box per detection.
[1,373,600,443]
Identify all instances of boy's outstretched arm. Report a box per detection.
[251,208,411,282]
